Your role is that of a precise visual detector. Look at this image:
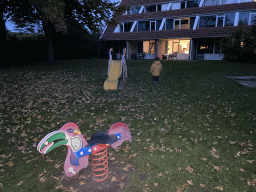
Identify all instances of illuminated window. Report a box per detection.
[200,46,209,49]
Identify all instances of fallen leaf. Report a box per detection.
[55,163,61,168]
[187,180,193,185]
[111,176,117,182]
[20,132,27,137]
[202,158,207,161]
[200,184,205,187]
[119,182,125,189]
[17,181,23,186]
[214,186,223,191]
[39,176,47,182]
[8,162,14,167]
[240,168,244,172]
[213,166,220,171]
[186,165,194,173]
[154,183,158,187]
[246,160,255,163]
[157,173,163,177]
[79,181,85,185]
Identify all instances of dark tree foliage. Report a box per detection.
[221,22,256,63]
[3,0,129,64]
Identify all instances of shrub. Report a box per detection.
[220,22,256,63]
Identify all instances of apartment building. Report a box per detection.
[101,0,256,60]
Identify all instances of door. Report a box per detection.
[173,42,179,53]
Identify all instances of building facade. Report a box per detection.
[101,0,256,60]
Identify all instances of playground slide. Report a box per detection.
[104,60,121,90]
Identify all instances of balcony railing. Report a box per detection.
[123,0,255,15]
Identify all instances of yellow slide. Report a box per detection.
[104,60,121,90]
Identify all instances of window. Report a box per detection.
[157,4,162,11]
[151,21,156,31]
[138,21,150,31]
[217,15,224,27]
[156,20,162,30]
[250,13,256,25]
[204,0,219,6]
[225,13,235,26]
[198,39,214,54]
[221,0,237,4]
[214,40,222,53]
[173,18,190,29]
[143,40,155,54]
[175,19,181,29]
[165,39,190,54]
[172,2,181,10]
[181,18,190,29]
[161,4,170,11]
[239,12,250,25]
[166,19,173,30]
[199,16,216,28]
[124,22,133,32]
[187,0,200,8]
[138,41,143,53]
[181,2,186,9]
[240,0,253,2]
[132,6,141,14]
[190,17,196,28]
[145,5,156,12]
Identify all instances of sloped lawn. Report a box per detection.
[0,59,255,191]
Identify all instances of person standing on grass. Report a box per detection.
[150,57,163,85]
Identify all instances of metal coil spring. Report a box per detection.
[91,148,109,182]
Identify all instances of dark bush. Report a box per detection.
[220,22,256,63]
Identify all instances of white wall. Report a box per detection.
[204,54,224,60]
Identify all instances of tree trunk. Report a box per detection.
[42,21,56,64]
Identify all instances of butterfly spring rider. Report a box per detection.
[37,122,132,182]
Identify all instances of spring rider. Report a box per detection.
[37,122,132,182]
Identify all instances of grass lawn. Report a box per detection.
[0,59,256,192]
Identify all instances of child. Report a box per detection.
[150,57,163,85]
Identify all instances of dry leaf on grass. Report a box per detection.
[8,162,14,167]
[214,186,223,191]
[154,183,158,187]
[119,182,125,189]
[200,184,205,187]
[111,176,117,182]
[187,180,193,185]
[39,176,47,182]
[246,160,255,163]
[157,173,163,177]
[17,181,23,186]
[79,181,84,185]
[186,165,194,173]
[247,179,256,186]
